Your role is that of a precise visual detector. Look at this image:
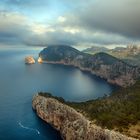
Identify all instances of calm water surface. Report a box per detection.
[0,47,117,140]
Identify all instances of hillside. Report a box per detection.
[109,45,140,66]
[33,93,137,140]
[39,45,140,87]
[82,46,109,54]
[36,80,140,139]
[67,80,140,139]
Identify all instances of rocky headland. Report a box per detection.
[25,56,35,64]
[32,94,137,140]
[38,45,140,87]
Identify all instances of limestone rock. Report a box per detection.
[32,94,137,140]
[25,56,35,64]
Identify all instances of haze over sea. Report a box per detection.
[0,47,116,140]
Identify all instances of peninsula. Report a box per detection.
[32,92,138,140]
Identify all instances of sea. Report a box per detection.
[0,47,117,140]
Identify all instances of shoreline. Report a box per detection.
[39,60,127,87]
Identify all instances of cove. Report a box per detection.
[0,47,117,140]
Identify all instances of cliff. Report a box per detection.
[83,45,140,67]
[68,80,140,139]
[39,45,140,87]
[32,94,137,140]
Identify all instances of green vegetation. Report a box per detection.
[68,80,140,128]
[38,92,65,103]
[39,80,140,138]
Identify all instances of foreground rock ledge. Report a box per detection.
[32,94,137,140]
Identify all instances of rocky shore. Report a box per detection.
[32,94,137,140]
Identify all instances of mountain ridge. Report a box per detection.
[82,45,140,66]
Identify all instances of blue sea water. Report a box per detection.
[0,47,117,140]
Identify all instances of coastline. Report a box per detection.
[39,60,130,87]
[32,93,137,140]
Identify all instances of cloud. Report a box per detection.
[0,10,136,48]
[0,0,140,49]
[57,16,66,23]
[0,11,48,45]
[0,11,29,43]
[63,0,140,40]
[2,0,50,8]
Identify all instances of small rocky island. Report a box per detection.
[32,93,137,140]
[33,45,140,139]
[25,56,35,64]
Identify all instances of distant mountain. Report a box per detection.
[110,45,140,66]
[112,45,140,56]
[82,46,109,54]
[39,45,140,87]
[67,79,140,139]
[112,47,126,51]
[82,45,140,67]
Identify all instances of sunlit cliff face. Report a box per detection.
[0,0,140,49]
[25,56,35,64]
[38,57,43,63]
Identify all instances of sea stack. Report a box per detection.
[25,56,35,64]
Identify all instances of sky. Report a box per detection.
[0,0,140,49]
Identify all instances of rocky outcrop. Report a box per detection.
[38,57,43,63]
[32,94,137,140]
[39,45,140,87]
[25,56,35,64]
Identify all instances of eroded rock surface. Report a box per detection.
[32,94,137,140]
[25,56,35,64]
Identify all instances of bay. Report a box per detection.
[0,47,117,140]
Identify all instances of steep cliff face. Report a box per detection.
[32,94,137,140]
[39,45,140,87]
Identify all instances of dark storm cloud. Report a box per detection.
[64,0,140,39]
[0,0,140,47]
[43,30,131,46]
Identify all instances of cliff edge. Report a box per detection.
[32,94,137,140]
